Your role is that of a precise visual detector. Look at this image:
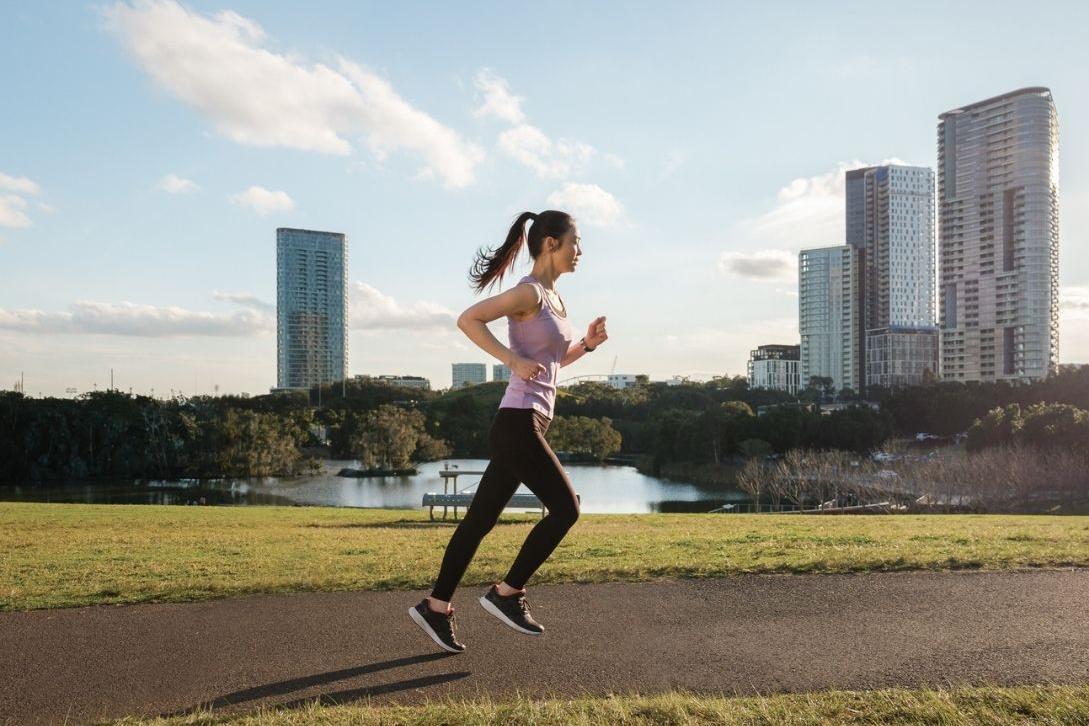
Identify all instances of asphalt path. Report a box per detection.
[3,569,1089,725]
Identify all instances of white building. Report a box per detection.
[747,345,801,394]
[452,363,486,388]
[938,87,1060,382]
[799,246,860,393]
[492,364,511,383]
[607,374,639,390]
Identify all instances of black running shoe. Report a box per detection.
[409,599,465,653]
[479,584,544,635]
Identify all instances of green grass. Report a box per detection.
[3,502,1089,611]
[108,685,1089,725]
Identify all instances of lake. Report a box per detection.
[0,459,752,513]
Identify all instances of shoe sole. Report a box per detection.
[408,606,464,653]
[479,596,544,636]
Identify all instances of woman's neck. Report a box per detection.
[529,266,559,290]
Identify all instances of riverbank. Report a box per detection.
[3,502,1088,611]
[635,456,744,489]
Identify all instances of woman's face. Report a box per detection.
[551,225,582,273]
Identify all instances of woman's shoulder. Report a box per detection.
[507,277,544,322]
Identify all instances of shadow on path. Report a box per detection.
[162,652,469,718]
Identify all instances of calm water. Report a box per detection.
[1,459,751,513]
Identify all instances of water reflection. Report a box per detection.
[1,458,752,514]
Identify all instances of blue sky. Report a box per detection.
[2,0,1087,396]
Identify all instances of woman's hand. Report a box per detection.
[584,316,608,348]
[511,354,547,382]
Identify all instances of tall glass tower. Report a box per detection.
[846,164,939,390]
[276,228,348,390]
[938,87,1059,382]
[798,245,860,393]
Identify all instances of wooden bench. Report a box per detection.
[423,468,580,521]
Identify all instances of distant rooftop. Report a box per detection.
[939,87,1052,120]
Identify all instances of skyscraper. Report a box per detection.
[846,164,939,389]
[799,245,860,393]
[276,228,348,390]
[938,87,1059,382]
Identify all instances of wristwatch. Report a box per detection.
[580,337,596,352]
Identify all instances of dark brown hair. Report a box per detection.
[468,210,573,293]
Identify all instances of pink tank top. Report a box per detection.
[498,274,575,419]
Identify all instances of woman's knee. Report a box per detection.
[549,498,579,529]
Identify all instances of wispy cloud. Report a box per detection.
[213,291,275,313]
[476,68,601,180]
[104,0,483,188]
[350,282,456,331]
[718,249,797,282]
[738,158,911,247]
[0,196,32,228]
[230,186,294,215]
[473,68,525,125]
[498,124,596,180]
[1062,286,1089,319]
[157,173,200,194]
[0,301,274,337]
[0,171,43,229]
[546,182,624,228]
[0,173,41,195]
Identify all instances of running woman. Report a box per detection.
[409,210,608,653]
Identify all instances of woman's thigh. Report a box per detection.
[506,430,578,516]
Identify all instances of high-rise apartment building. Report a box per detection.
[747,344,801,395]
[846,164,939,389]
[276,228,348,390]
[452,363,486,388]
[799,246,860,393]
[493,364,511,383]
[938,87,1059,382]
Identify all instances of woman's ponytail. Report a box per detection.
[469,211,538,293]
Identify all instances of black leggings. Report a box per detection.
[430,407,580,601]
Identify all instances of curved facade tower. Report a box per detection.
[938,88,1059,382]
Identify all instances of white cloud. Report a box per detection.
[0,300,273,337]
[498,124,595,179]
[473,68,525,125]
[718,249,797,282]
[213,291,275,313]
[0,172,43,229]
[547,182,624,227]
[104,0,482,188]
[477,68,598,180]
[338,61,484,188]
[1062,286,1089,319]
[739,158,911,247]
[0,172,41,195]
[158,173,200,194]
[0,195,32,228]
[349,282,456,331]
[230,186,295,215]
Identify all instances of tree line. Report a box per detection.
[3,365,1086,483]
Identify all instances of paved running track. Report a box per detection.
[3,569,1089,725]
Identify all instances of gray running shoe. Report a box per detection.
[479,584,544,635]
[409,599,466,653]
